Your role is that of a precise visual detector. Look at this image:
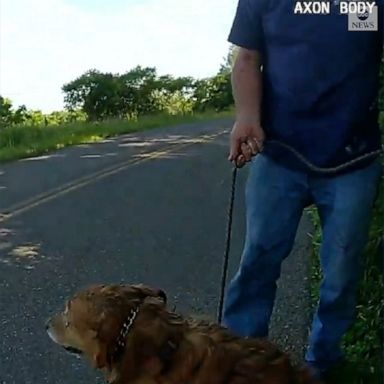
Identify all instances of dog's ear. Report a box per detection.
[92,343,110,370]
[129,284,167,304]
[91,312,119,371]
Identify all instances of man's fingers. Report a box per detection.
[246,138,258,156]
[246,138,264,154]
[229,121,265,166]
[235,154,246,168]
[228,146,239,161]
[229,134,243,161]
[229,140,261,166]
[241,142,253,162]
[255,137,264,152]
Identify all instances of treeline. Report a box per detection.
[0,97,87,127]
[63,65,232,121]
[0,52,234,128]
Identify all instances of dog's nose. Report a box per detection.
[45,318,51,330]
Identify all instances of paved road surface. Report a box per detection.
[0,119,313,383]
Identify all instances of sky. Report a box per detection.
[0,0,237,112]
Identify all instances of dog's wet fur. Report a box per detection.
[47,284,319,384]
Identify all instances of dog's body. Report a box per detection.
[47,284,318,384]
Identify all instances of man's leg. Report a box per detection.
[305,160,382,371]
[222,154,310,337]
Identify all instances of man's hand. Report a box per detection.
[229,121,265,168]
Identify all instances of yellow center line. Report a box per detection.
[0,131,227,223]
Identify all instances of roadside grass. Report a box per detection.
[309,172,383,383]
[0,110,233,163]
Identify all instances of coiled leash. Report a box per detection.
[216,141,382,323]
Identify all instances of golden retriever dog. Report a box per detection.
[46,284,319,384]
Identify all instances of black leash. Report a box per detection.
[267,140,382,174]
[217,166,238,324]
[216,141,382,323]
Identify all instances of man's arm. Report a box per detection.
[229,47,265,166]
[232,48,262,125]
[227,0,266,166]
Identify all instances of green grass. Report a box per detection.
[0,110,233,163]
[309,173,383,384]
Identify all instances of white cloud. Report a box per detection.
[0,0,237,112]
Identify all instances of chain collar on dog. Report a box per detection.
[112,305,140,361]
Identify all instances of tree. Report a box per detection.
[0,96,15,127]
[0,96,30,128]
[63,70,121,120]
[62,67,202,120]
[219,45,238,75]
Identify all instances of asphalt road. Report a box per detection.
[0,119,313,383]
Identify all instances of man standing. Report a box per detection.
[223,0,382,380]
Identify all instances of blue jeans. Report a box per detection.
[222,154,381,370]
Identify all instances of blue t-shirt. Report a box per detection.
[229,0,383,172]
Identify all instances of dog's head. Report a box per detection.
[46,284,167,370]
